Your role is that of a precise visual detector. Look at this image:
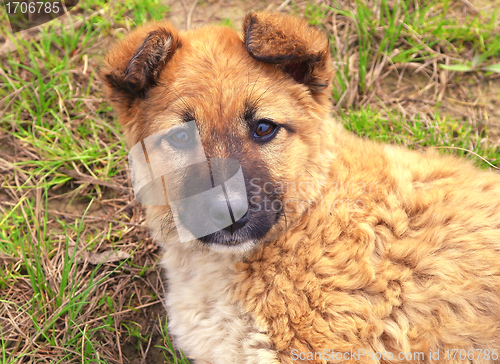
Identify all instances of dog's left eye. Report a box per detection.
[253,120,278,141]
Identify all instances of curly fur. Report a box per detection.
[235,126,500,363]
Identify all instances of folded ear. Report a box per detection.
[243,12,332,104]
[100,22,180,111]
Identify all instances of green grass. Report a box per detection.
[340,107,500,168]
[0,0,499,362]
[316,0,500,98]
[0,0,181,362]
[0,195,117,363]
[302,0,500,168]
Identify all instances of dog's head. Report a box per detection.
[101,12,333,252]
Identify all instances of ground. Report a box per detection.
[0,0,499,363]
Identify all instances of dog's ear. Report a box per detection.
[243,12,332,103]
[100,22,180,111]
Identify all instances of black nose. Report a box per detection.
[208,199,249,234]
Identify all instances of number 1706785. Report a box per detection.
[444,349,499,361]
[5,2,60,14]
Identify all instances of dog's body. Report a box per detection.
[101,13,500,364]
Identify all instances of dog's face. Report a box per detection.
[101,13,333,252]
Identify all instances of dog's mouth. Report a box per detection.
[199,212,276,246]
[178,196,280,249]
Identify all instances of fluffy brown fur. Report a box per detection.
[101,12,500,364]
[235,134,500,363]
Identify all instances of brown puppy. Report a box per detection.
[101,12,500,364]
